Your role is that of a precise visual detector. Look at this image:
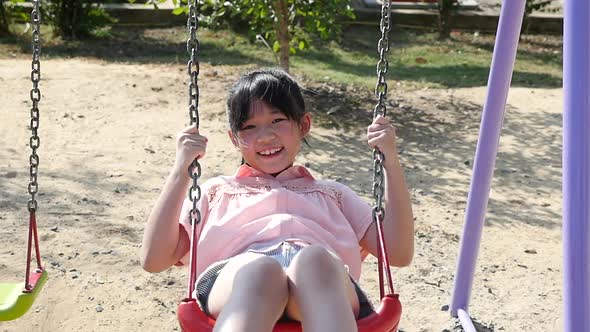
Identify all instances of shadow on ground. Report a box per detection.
[302,81,561,230]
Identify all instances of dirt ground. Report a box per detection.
[1,58,563,331]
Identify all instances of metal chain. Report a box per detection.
[27,0,42,212]
[186,0,201,226]
[372,0,391,222]
[372,0,395,298]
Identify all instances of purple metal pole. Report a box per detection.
[563,0,590,331]
[457,309,477,332]
[450,0,525,317]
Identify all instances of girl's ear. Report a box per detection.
[228,130,239,148]
[299,112,312,138]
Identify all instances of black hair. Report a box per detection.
[226,68,306,135]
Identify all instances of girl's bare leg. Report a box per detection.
[208,253,289,332]
[285,245,360,332]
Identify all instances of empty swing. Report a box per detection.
[176,1,402,331]
[0,0,48,321]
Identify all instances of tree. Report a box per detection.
[176,0,355,72]
[0,0,29,36]
[522,0,555,35]
[272,0,290,72]
[437,0,454,40]
[0,1,10,36]
[44,0,115,39]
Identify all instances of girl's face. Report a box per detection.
[229,100,311,175]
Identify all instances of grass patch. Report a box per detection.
[293,27,562,89]
[0,24,562,89]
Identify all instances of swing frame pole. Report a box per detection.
[449,0,525,321]
[563,0,590,330]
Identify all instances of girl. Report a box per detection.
[140,68,414,332]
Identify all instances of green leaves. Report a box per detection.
[42,0,115,39]
[175,0,354,53]
[171,0,354,71]
[298,40,305,50]
[172,7,187,15]
[525,0,557,14]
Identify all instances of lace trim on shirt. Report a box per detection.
[207,183,271,205]
[207,182,343,208]
[281,183,343,208]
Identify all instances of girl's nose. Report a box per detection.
[256,126,277,143]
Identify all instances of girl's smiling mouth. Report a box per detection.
[257,147,284,158]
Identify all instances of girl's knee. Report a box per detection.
[208,255,288,318]
[235,255,287,290]
[289,245,345,284]
[285,245,360,321]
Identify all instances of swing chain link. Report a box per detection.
[28,0,42,212]
[187,0,200,128]
[187,0,202,225]
[372,0,392,222]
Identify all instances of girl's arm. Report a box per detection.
[360,116,414,267]
[140,125,207,272]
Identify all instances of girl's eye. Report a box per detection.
[240,125,255,131]
[273,118,287,124]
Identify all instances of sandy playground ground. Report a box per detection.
[1,58,563,331]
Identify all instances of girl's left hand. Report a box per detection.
[367,115,398,159]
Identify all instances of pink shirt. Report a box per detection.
[178,165,373,281]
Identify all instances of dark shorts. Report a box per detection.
[195,242,374,320]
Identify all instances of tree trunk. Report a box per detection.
[58,0,69,38]
[521,13,531,36]
[0,0,10,36]
[438,0,452,40]
[272,0,290,73]
[58,0,82,39]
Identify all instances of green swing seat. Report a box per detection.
[0,269,48,321]
[1,0,48,323]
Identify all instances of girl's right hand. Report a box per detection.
[174,125,208,173]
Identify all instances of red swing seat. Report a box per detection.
[178,293,401,332]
